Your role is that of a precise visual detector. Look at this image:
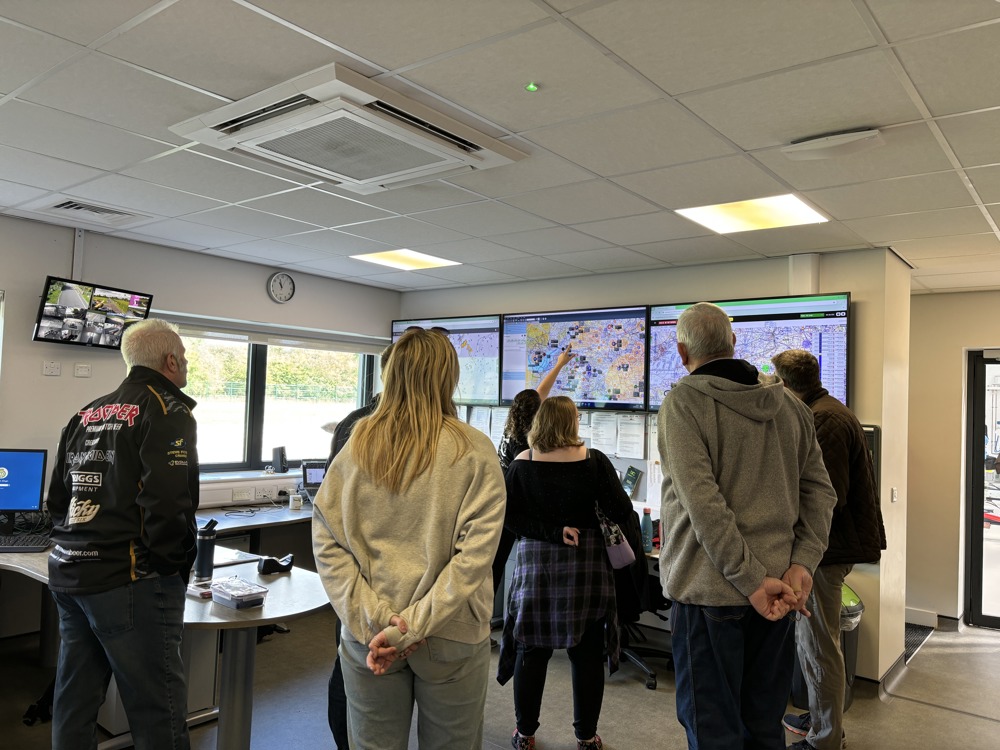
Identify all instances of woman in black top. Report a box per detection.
[492,347,576,603]
[498,396,632,750]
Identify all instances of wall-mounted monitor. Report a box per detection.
[647,293,850,410]
[32,275,153,350]
[391,314,501,405]
[501,305,647,411]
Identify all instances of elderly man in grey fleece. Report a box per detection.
[657,302,837,750]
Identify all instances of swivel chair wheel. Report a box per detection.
[645,676,657,690]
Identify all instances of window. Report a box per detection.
[181,333,370,470]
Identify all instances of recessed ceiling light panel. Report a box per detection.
[350,249,461,271]
[676,194,828,234]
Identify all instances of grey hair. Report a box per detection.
[676,302,735,361]
[121,319,181,370]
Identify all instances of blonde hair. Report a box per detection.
[527,396,583,453]
[121,319,181,371]
[349,328,469,493]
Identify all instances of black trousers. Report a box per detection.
[328,624,348,749]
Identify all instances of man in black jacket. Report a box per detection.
[771,350,886,750]
[47,318,198,750]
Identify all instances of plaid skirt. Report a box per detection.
[496,528,619,684]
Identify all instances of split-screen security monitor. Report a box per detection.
[647,293,850,410]
[32,275,153,350]
[501,305,647,411]
[390,314,501,405]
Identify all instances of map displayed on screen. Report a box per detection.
[648,294,849,410]
[502,306,647,411]
[391,315,500,405]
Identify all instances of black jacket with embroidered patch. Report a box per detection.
[47,366,199,594]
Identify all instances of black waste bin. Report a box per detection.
[790,582,864,712]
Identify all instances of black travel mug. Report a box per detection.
[193,528,217,582]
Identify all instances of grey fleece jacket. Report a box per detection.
[312,420,505,651]
[658,365,836,607]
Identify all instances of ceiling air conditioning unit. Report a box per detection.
[170,63,525,194]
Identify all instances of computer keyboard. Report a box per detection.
[0,533,51,552]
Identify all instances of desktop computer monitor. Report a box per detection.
[0,448,48,533]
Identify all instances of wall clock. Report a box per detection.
[266,272,295,303]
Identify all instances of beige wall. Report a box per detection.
[907,291,1000,622]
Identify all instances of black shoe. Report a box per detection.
[782,711,810,736]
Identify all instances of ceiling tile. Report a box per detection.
[613,156,789,209]
[400,238,530,264]
[189,145,321,185]
[250,0,549,70]
[0,0,163,45]
[475,256,593,280]
[344,182,482,214]
[628,235,764,265]
[895,23,1000,116]
[573,211,709,245]
[185,205,321,237]
[910,252,1000,270]
[939,110,1000,168]
[752,123,954,190]
[122,150,300,203]
[417,201,553,236]
[0,144,103,190]
[490,226,610,255]
[727,222,871,255]
[109,230,205,253]
[356,271,454,289]
[120,218,256,249]
[21,52,225,144]
[846,206,993,242]
[804,171,975,220]
[209,238,331,264]
[65,174,224,218]
[404,22,658,131]
[288,254,408,278]
[546,247,665,272]
[865,0,1000,42]
[278,229,393,256]
[97,0,337,99]
[445,150,593,198]
[989,204,1000,227]
[502,180,657,225]
[0,179,48,207]
[679,51,922,150]
[889,233,1000,261]
[337,217,469,246]
[525,101,735,176]
[968,166,1000,204]
[575,0,876,94]
[0,21,82,93]
[910,269,1000,289]
[409,264,521,284]
[0,100,169,170]
[241,187,393,228]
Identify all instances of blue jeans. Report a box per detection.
[671,601,794,750]
[51,575,190,750]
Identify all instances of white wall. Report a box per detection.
[404,247,908,680]
[907,291,1000,622]
[0,214,401,459]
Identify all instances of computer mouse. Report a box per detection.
[257,553,294,574]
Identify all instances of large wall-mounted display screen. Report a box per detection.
[32,276,153,350]
[648,293,850,410]
[501,305,647,411]
[391,314,501,405]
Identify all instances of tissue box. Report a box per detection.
[210,575,268,609]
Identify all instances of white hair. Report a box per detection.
[121,319,181,371]
[676,302,735,361]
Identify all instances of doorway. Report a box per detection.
[966,351,1000,628]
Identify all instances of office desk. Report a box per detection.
[185,561,329,750]
[196,504,315,570]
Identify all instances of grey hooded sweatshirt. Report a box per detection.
[657,359,836,607]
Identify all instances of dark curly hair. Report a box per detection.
[504,389,542,441]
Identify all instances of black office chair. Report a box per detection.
[613,513,674,689]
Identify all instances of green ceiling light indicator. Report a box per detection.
[524,81,539,92]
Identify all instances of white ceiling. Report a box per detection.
[2,0,1000,294]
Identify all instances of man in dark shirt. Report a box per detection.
[772,350,886,750]
[47,319,198,750]
[325,342,392,749]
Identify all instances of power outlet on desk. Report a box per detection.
[258,487,276,501]
[233,487,254,503]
